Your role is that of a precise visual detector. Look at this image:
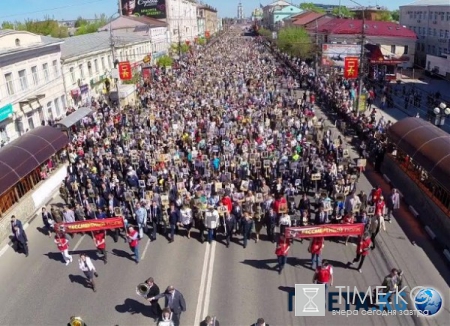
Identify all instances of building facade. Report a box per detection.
[203,5,219,36]
[0,30,66,144]
[60,33,152,107]
[262,0,291,29]
[165,0,199,43]
[271,5,302,29]
[399,0,450,66]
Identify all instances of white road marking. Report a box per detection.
[194,243,211,326]
[72,235,85,251]
[0,245,8,258]
[202,241,216,319]
[140,239,151,260]
[23,223,30,231]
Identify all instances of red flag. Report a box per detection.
[344,57,359,79]
[118,61,132,80]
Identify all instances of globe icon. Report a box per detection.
[414,288,443,316]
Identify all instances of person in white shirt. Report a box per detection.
[179,205,193,239]
[204,206,219,244]
[279,213,291,235]
[78,253,97,292]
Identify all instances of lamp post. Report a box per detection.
[432,102,450,127]
[349,0,365,116]
[108,12,121,107]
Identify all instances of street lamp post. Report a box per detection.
[432,102,450,127]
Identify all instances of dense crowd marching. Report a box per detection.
[9,26,406,325]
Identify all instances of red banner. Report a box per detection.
[55,217,124,234]
[344,57,359,79]
[285,223,365,239]
[118,61,132,80]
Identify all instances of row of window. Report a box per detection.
[408,10,450,22]
[2,60,60,97]
[417,42,448,56]
[408,26,449,38]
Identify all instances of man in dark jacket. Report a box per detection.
[144,277,162,322]
[168,203,180,243]
[149,285,186,326]
[13,224,28,256]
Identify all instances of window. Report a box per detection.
[438,47,442,55]
[428,28,432,35]
[94,59,99,73]
[43,63,49,82]
[447,12,450,21]
[441,13,444,21]
[52,60,59,77]
[433,28,437,36]
[79,64,84,79]
[404,45,409,54]
[31,66,38,86]
[27,112,35,130]
[432,45,436,54]
[60,95,66,110]
[101,57,105,70]
[18,70,27,91]
[87,62,92,77]
[47,101,53,120]
[5,73,15,95]
[108,55,112,68]
[69,67,75,84]
[54,98,60,116]
[390,45,396,53]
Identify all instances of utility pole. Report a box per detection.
[178,20,182,57]
[315,19,319,76]
[355,9,365,116]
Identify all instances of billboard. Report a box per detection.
[121,0,167,19]
[322,44,361,67]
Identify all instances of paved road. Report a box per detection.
[0,71,449,326]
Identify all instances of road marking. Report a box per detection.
[202,241,216,319]
[194,243,211,326]
[72,235,85,251]
[140,239,151,260]
[0,245,8,258]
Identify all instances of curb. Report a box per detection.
[0,191,60,258]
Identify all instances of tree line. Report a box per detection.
[1,14,109,38]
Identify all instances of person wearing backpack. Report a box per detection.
[308,237,324,269]
[313,260,333,292]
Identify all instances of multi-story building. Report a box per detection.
[399,0,450,67]
[237,2,244,20]
[261,0,295,29]
[60,32,152,107]
[165,0,199,44]
[99,16,169,63]
[0,30,66,144]
[201,5,219,36]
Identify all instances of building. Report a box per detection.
[262,0,291,29]
[0,30,66,144]
[312,3,340,13]
[99,15,169,63]
[425,53,450,79]
[309,18,417,70]
[399,0,450,67]
[284,11,326,28]
[165,0,199,43]
[237,2,244,20]
[251,8,263,21]
[351,6,390,21]
[271,5,303,30]
[197,4,219,38]
[60,32,152,107]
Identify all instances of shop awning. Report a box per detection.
[387,117,450,191]
[55,107,93,131]
[0,126,69,196]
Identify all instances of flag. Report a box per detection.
[344,57,359,79]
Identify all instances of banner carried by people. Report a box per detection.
[285,224,365,239]
[56,218,125,234]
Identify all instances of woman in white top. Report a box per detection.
[279,213,291,235]
[179,205,193,239]
[78,253,97,292]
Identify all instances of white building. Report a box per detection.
[0,30,66,144]
[60,32,152,107]
[165,0,199,43]
[399,0,450,67]
[99,15,170,63]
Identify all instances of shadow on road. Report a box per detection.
[115,298,153,317]
[111,248,135,261]
[68,274,89,288]
[241,258,278,271]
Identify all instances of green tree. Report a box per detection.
[258,27,272,38]
[332,6,355,18]
[74,16,88,28]
[299,3,325,13]
[377,10,393,22]
[391,9,400,22]
[74,16,108,35]
[197,37,206,46]
[122,72,140,85]
[170,43,190,55]
[1,21,15,29]
[157,55,173,67]
[277,27,313,59]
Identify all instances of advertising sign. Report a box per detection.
[322,44,361,67]
[285,223,365,239]
[344,57,359,79]
[121,0,167,19]
[55,217,125,233]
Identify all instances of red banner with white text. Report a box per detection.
[285,223,365,239]
[55,217,124,234]
[344,57,359,79]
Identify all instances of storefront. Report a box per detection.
[0,104,13,144]
[365,44,409,82]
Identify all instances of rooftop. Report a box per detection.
[289,11,326,26]
[309,18,417,39]
[60,32,150,60]
[99,16,167,31]
[0,30,63,56]
[401,0,450,6]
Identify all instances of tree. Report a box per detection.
[276,27,313,59]
[1,21,15,29]
[377,10,393,22]
[170,43,190,55]
[332,6,355,18]
[299,3,325,13]
[74,16,108,35]
[391,9,400,22]
[258,27,272,39]
[74,16,88,28]
[157,55,173,67]
[122,72,140,85]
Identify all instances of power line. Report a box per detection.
[0,0,109,20]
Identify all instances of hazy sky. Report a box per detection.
[0,0,412,23]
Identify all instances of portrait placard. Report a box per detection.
[335,193,345,202]
[357,159,367,167]
[311,173,321,181]
[177,182,185,191]
[240,180,249,192]
[343,149,350,158]
[255,193,263,203]
[323,200,332,212]
[367,206,376,216]
[263,160,271,168]
[278,202,288,214]
[352,203,361,213]
[138,180,146,188]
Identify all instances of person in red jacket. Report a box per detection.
[275,234,291,274]
[309,237,324,269]
[313,260,333,292]
[94,230,107,264]
[350,233,372,273]
[221,195,233,213]
[54,233,73,266]
[370,186,382,205]
[273,195,287,217]
[127,226,139,264]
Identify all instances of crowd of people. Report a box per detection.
[10,26,405,324]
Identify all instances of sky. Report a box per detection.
[0,0,412,23]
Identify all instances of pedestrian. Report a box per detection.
[369,214,383,250]
[135,202,147,239]
[62,206,75,238]
[350,233,372,273]
[224,211,236,248]
[144,277,162,322]
[54,233,73,265]
[381,268,399,294]
[157,308,174,326]
[309,237,324,269]
[265,207,277,243]
[12,224,29,257]
[251,318,269,326]
[41,207,54,237]
[10,215,24,252]
[386,188,400,223]
[126,226,139,264]
[168,203,180,243]
[242,211,253,249]
[313,260,333,292]
[201,315,220,326]
[205,205,219,244]
[149,286,186,326]
[93,230,107,264]
[78,253,97,292]
[275,234,291,274]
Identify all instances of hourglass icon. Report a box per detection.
[302,288,319,313]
